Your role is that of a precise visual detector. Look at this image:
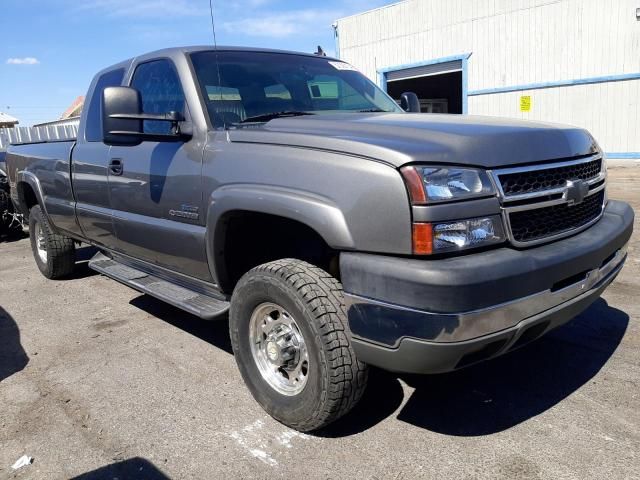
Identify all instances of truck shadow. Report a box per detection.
[0,306,29,382]
[70,457,170,480]
[66,245,100,280]
[0,229,28,243]
[129,295,233,355]
[320,298,628,438]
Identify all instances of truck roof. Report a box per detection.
[107,45,338,73]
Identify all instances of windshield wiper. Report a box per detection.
[357,108,387,112]
[236,111,315,124]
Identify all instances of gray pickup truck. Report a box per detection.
[6,46,633,431]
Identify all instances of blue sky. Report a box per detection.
[0,0,395,126]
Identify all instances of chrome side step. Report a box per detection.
[88,252,229,320]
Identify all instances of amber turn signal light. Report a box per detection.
[412,222,433,255]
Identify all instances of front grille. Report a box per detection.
[492,155,607,246]
[509,190,605,243]
[499,158,602,196]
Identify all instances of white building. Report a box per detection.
[0,112,19,128]
[334,0,640,159]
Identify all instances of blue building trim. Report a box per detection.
[468,72,640,96]
[606,152,640,159]
[378,71,387,92]
[377,53,472,114]
[461,56,469,114]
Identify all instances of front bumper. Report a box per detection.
[341,200,633,374]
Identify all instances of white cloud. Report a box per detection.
[6,57,40,65]
[222,9,342,38]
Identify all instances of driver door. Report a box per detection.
[108,58,210,281]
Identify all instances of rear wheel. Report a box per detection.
[29,205,75,279]
[230,259,368,432]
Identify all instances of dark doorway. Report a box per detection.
[386,71,463,113]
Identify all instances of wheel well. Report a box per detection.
[215,211,338,294]
[17,182,38,215]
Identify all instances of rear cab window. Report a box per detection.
[85,68,125,142]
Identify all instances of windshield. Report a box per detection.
[190,51,402,128]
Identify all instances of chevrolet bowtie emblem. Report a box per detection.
[564,179,589,206]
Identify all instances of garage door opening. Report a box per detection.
[387,70,463,114]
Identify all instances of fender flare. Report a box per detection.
[205,184,355,286]
[15,170,49,219]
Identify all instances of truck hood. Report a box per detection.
[227,113,599,168]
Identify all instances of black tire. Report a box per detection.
[29,205,75,279]
[230,259,368,432]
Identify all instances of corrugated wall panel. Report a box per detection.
[338,0,640,87]
[467,80,640,153]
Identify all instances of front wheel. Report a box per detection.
[29,205,75,279]
[230,259,368,432]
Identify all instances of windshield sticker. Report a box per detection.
[328,61,358,71]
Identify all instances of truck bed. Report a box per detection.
[7,140,79,235]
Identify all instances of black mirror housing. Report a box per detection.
[102,87,191,145]
[400,92,421,113]
[102,86,144,146]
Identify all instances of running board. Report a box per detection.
[88,252,229,320]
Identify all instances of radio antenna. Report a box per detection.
[208,0,219,48]
[208,0,226,128]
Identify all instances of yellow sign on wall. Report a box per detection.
[520,95,531,112]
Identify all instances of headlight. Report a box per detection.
[412,216,506,255]
[401,166,495,204]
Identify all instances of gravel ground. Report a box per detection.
[0,165,638,480]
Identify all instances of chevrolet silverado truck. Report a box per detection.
[6,47,634,431]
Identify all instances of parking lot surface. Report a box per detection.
[1,165,639,480]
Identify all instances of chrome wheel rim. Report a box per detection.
[249,302,309,396]
[35,222,47,263]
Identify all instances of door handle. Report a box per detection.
[109,158,123,176]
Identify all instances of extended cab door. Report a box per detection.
[108,58,210,281]
[72,67,126,248]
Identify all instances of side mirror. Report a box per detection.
[400,92,421,113]
[102,86,191,146]
[102,86,143,146]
